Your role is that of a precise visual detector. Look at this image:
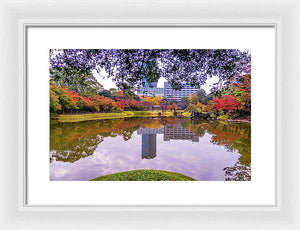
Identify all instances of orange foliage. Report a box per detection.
[50,84,146,113]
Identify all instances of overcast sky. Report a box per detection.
[93,69,219,94]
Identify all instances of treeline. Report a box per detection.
[50,85,145,114]
[183,73,251,118]
[50,85,183,115]
[50,70,251,117]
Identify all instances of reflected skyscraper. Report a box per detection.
[137,127,164,135]
[163,124,199,142]
[141,134,157,159]
[137,121,199,160]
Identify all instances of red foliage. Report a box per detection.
[231,74,251,111]
[115,91,125,100]
[209,95,240,111]
[50,84,147,113]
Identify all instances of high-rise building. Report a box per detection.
[141,134,157,159]
[142,78,157,88]
[136,64,164,96]
[163,124,199,142]
[164,82,199,100]
[137,127,164,135]
[137,87,164,97]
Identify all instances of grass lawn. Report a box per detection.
[56,110,183,122]
[90,169,196,181]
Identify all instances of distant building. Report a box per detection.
[216,80,223,90]
[164,82,199,100]
[137,87,164,97]
[136,63,164,97]
[142,77,157,88]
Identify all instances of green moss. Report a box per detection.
[90,169,196,181]
[58,112,131,122]
[58,111,174,122]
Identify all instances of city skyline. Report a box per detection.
[137,124,200,160]
[93,68,219,94]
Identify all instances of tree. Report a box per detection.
[181,96,189,105]
[50,85,62,113]
[115,90,126,100]
[201,94,213,105]
[177,96,189,110]
[98,89,115,99]
[197,89,206,103]
[209,95,240,111]
[195,102,206,112]
[109,88,118,95]
[231,74,251,112]
[160,99,170,112]
[166,103,178,112]
[96,97,114,112]
[132,94,141,101]
[142,61,160,87]
[51,85,72,113]
[50,67,103,96]
[50,84,149,114]
[142,96,163,110]
[188,93,199,105]
[50,49,251,93]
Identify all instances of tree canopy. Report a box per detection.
[50,49,250,93]
[50,66,102,97]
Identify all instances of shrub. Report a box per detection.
[218,114,229,120]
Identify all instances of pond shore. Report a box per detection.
[53,111,192,122]
[228,119,251,123]
[52,111,250,123]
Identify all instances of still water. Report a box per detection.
[50,117,251,181]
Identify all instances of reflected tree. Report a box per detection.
[181,118,206,138]
[190,120,251,181]
[50,135,104,163]
[50,117,170,163]
[224,162,251,181]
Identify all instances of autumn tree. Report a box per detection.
[142,95,163,110]
[197,89,206,103]
[209,95,240,112]
[50,67,102,97]
[98,89,115,99]
[188,93,199,105]
[231,74,251,112]
[166,103,178,112]
[50,85,62,113]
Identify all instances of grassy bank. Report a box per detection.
[90,169,196,181]
[55,110,189,122]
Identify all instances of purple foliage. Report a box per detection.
[49,49,250,92]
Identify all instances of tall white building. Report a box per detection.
[137,87,164,97]
[164,82,199,100]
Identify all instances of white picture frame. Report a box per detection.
[0,0,299,229]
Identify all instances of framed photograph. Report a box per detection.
[0,0,299,229]
[27,26,273,207]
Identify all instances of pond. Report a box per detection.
[50,117,251,181]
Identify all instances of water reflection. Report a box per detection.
[164,123,200,142]
[141,134,157,159]
[50,117,251,181]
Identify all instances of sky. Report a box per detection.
[93,69,219,94]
